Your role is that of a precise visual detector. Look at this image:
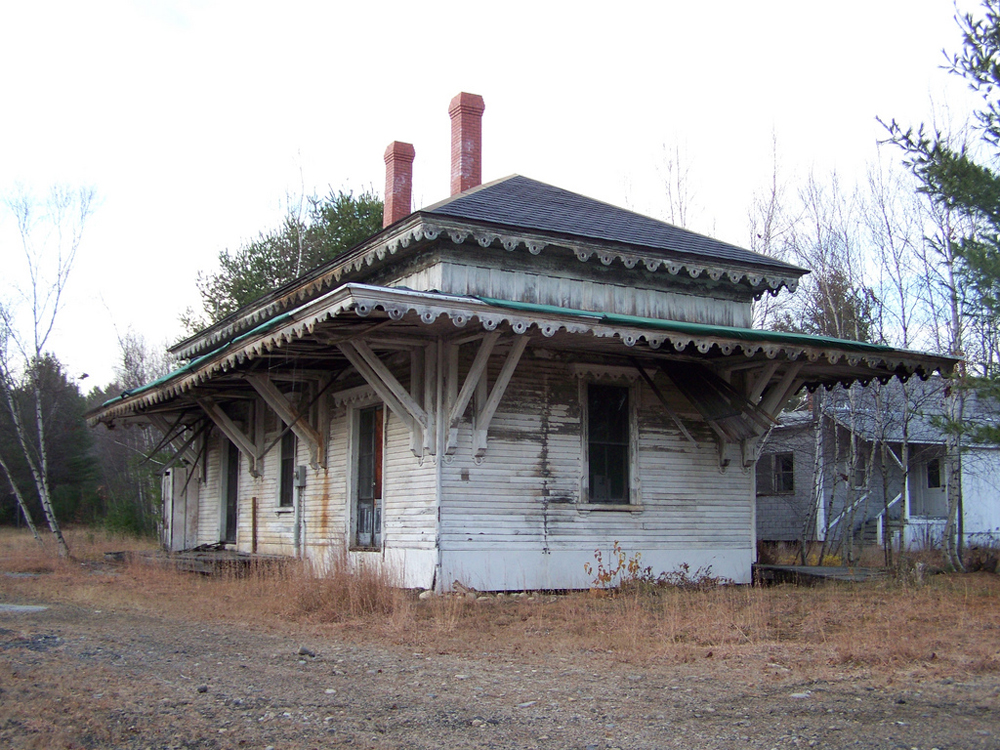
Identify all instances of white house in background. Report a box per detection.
[756,381,1000,550]
[87,93,955,591]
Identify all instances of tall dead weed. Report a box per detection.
[3,529,1000,677]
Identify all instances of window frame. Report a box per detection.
[756,452,795,496]
[579,379,640,508]
[347,400,386,550]
[927,457,942,489]
[772,451,795,494]
[278,429,297,509]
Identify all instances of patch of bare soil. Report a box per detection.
[2,593,999,750]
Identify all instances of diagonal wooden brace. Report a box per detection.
[194,396,259,477]
[758,362,805,418]
[246,374,326,469]
[148,414,200,467]
[446,331,500,453]
[339,340,428,456]
[473,335,530,456]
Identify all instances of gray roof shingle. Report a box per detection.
[423,175,803,273]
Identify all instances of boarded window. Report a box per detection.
[927,458,941,489]
[588,384,630,504]
[278,430,296,507]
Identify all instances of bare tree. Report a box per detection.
[748,134,795,328]
[660,141,701,230]
[0,185,96,556]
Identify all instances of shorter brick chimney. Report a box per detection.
[383,141,416,228]
[449,92,485,195]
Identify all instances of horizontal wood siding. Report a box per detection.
[440,354,753,575]
[391,259,752,327]
[194,435,220,546]
[212,387,440,561]
[382,407,438,550]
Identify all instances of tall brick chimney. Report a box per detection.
[383,141,416,228]
[449,92,485,195]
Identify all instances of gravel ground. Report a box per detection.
[2,600,999,749]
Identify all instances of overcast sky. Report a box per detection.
[0,0,983,387]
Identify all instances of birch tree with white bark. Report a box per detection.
[0,185,96,556]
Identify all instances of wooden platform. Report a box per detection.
[753,564,888,585]
[105,547,287,576]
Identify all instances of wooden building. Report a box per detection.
[756,380,1000,550]
[88,93,955,590]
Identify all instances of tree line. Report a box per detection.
[0,186,382,553]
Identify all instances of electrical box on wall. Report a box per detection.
[295,465,307,488]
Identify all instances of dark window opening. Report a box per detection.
[757,452,794,495]
[279,430,296,508]
[774,452,794,493]
[224,440,239,543]
[588,384,630,504]
[355,405,384,548]
[927,458,941,489]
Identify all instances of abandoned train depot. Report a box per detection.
[87,94,956,591]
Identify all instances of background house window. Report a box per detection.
[774,452,795,493]
[927,457,942,489]
[756,452,794,495]
[279,430,296,507]
[851,463,866,490]
[587,383,630,504]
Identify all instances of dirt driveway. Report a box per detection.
[2,597,999,750]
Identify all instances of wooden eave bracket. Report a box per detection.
[194,396,260,477]
[445,331,500,454]
[154,420,210,477]
[628,357,696,447]
[758,362,805,418]
[147,415,200,468]
[472,335,530,456]
[338,340,430,457]
[246,373,326,469]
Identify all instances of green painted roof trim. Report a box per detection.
[476,296,896,354]
[100,312,295,408]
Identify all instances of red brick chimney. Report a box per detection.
[383,141,416,228]
[449,92,485,195]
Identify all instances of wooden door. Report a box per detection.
[224,440,239,543]
[355,405,384,548]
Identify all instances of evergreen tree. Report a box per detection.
[185,189,383,329]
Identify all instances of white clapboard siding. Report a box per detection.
[439,355,754,586]
[196,435,223,546]
[390,258,752,327]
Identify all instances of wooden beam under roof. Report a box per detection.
[246,373,327,469]
[194,396,259,477]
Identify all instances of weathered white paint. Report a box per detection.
[159,351,759,591]
[962,447,1000,545]
[390,258,753,328]
[440,547,753,591]
[161,467,199,551]
[438,355,756,589]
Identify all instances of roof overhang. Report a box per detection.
[170,213,807,361]
[90,283,958,427]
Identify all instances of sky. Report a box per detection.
[0,0,985,388]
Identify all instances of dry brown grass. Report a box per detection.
[3,528,1000,681]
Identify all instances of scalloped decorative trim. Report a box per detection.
[95,284,953,425]
[172,219,803,361]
